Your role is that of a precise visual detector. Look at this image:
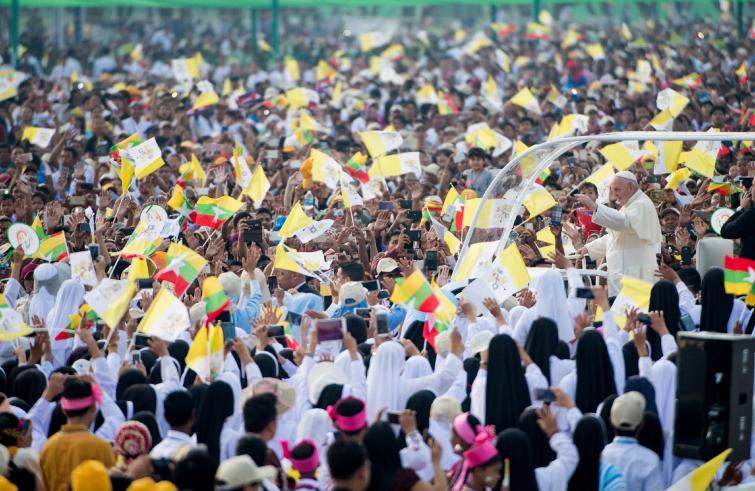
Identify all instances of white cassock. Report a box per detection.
[584,189,662,284]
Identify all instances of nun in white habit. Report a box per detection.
[46,279,86,368]
[28,264,61,324]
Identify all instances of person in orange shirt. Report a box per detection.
[40,374,115,491]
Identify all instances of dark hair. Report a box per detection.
[364,422,401,491]
[344,315,368,344]
[485,334,531,432]
[578,182,598,195]
[196,381,235,460]
[568,415,607,491]
[131,411,162,448]
[291,440,316,461]
[61,379,94,417]
[121,384,157,415]
[339,262,365,282]
[525,318,559,384]
[173,448,219,491]
[467,147,489,160]
[243,393,277,433]
[328,440,368,481]
[236,434,268,466]
[678,267,701,295]
[164,390,194,428]
[0,412,20,447]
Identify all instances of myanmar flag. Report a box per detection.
[390,270,440,313]
[154,243,208,297]
[534,168,551,185]
[724,256,755,305]
[57,304,97,340]
[202,276,230,322]
[673,73,703,90]
[344,152,369,183]
[39,232,68,262]
[190,195,243,229]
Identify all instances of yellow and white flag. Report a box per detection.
[359,31,391,52]
[138,288,191,342]
[278,202,314,239]
[123,137,165,179]
[656,88,689,117]
[185,324,224,382]
[553,114,589,139]
[666,449,731,491]
[430,218,460,255]
[310,149,343,189]
[192,89,219,110]
[463,198,513,229]
[452,241,498,282]
[416,84,438,105]
[665,167,692,191]
[585,162,615,192]
[340,174,364,208]
[84,279,136,329]
[609,275,652,326]
[273,244,329,280]
[21,127,55,149]
[510,87,541,114]
[485,76,502,111]
[600,142,641,171]
[679,131,720,178]
[585,43,606,60]
[653,140,683,175]
[247,164,270,209]
[369,152,421,179]
[522,186,557,218]
[285,57,300,82]
[648,109,675,131]
[359,130,403,158]
[171,56,200,82]
[0,309,32,341]
[299,112,322,133]
[482,243,531,302]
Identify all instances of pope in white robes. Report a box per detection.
[577,171,662,285]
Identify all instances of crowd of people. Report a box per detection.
[0,5,753,491]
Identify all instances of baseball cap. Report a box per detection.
[216,455,277,489]
[610,391,646,431]
[340,281,367,305]
[376,258,399,275]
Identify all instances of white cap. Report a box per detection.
[219,272,241,298]
[430,395,462,424]
[376,257,400,275]
[611,391,646,431]
[615,170,638,184]
[339,281,367,306]
[216,455,277,488]
[469,331,494,354]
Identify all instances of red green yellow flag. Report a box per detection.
[39,232,68,262]
[202,276,230,322]
[58,304,97,340]
[343,152,369,183]
[724,256,755,305]
[190,195,243,229]
[154,243,208,297]
[167,180,192,217]
[390,270,440,313]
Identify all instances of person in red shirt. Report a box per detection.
[569,182,603,239]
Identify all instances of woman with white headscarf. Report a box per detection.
[513,267,585,345]
[365,334,463,420]
[27,264,61,324]
[45,279,85,368]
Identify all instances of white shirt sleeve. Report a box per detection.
[94,390,126,443]
[524,363,549,403]
[534,432,580,491]
[661,334,678,358]
[347,359,367,402]
[245,362,263,388]
[28,398,55,452]
[592,204,633,231]
[470,368,487,423]
[602,318,626,394]
[676,281,697,315]
[401,353,462,400]
[91,357,117,399]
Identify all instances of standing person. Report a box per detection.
[463,148,493,197]
[577,172,662,284]
[327,441,371,491]
[720,187,755,260]
[40,376,115,491]
[601,392,664,491]
[149,390,195,459]
[568,415,627,491]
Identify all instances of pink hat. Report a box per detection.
[327,397,367,433]
[463,429,498,469]
[281,439,320,474]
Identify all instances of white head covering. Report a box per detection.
[366,341,405,419]
[218,371,244,429]
[403,355,433,380]
[507,305,527,331]
[45,279,85,336]
[614,170,638,184]
[515,269,574,343]
[28,264,60,322]
[296,408,334,450]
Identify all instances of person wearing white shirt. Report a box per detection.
[149,391,195,460]
[602,392,664,491]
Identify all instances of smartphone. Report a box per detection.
[376,312,390,336]
[79,182,94,191]
[362,280,379,292]
[137,278,153,290]
[387,411,401,424]
[78,222,91,234]
[377,290,390,300]
[399,199,413,210]
[575,287,594,299]
[317,318,345,341]
[88,243,99,261]
[650,190,665,200]
[267,275,278,291]
[131,351,142,364]
[681,246,692,266]
[646,175,660,184]
[134,333,150,349]
[378,201,395,210]
[534,388,556,403]
[550,207,562,228]
[638,312,652,326]
[69,196,86,206]
[424,250,438,271]
[355,308,371,319]
[405,230,421,242]
[267,325,285,337]
[266,150,279,159]
[217,310,232,323]
[736,176,753,189]
[406,210,422,222]
[221,321,236,342]
[120,227,135,236]
[568,187,580,197]
[245,219,264,247]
